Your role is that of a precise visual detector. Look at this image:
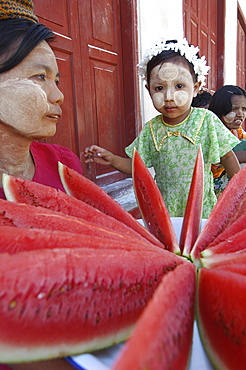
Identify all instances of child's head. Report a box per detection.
[138,38,210,124]
[208,85,246,130]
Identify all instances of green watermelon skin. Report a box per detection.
[0,226,161,254]
[132,149,180,254]
[190,165,246,264]
[0,247,184,363]
[0,199,151,247]
[197,267,246,370]
[2,174,159,249]
[58,162,163,248]
[113,262,196,370]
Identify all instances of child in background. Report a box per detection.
[85,38,240,218]
[208,85,246,197]
[191,89,212,108]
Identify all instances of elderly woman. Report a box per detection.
[0,0,82,369]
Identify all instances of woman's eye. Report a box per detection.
[34,74,46,81]
[242,107,246,112]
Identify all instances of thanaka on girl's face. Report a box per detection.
[147,59,200,125]
[222,94,246,130]
[0,41,64,139]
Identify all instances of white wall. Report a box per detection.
[224,0,238,85]
[137,0,183,125]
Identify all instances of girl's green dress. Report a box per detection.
[125,107,239,218]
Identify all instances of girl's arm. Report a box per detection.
[220,150,241,178]
[84,145,132,175]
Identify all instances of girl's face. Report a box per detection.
[0,41,64,139]
[221,94,246,131]
[147,59,200,125]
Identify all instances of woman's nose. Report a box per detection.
[48,83,64,105]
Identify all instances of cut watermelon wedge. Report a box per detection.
[200,251,246,269]
[58,162,163,248]
[132,148,179,254]
[0,247,184,363]
[201,229,246,257]
[205,213,246,248]
[0,198,152,247]
[197,267,246,370]
[112,262,196,370]
[190,165,246,264]
[179,146,204,257]
[0,226,164,254]
[2,174,158,249]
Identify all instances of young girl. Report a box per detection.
[208,85,246,197]
[85,38,240,218]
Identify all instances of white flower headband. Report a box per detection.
[138,38,210,87]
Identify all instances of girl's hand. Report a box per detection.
[84,145,115,166]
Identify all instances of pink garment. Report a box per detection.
[0,141,82,199]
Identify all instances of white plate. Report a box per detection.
[67,217,214,370]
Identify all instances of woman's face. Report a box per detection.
[147,59,200,125]
[222,94,246,130]
[0,41,64,139]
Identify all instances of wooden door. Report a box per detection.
[183,0,224,91]
[237,12,246,90]
[33,0,139,184]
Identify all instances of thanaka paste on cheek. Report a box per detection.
[0,78,49,134]
[224,111,236,123]
[173,91,189,107]
[153,92,164,109]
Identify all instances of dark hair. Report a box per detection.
[0,18,55,73]
[191,91,212,108]
[208,85,246,119]
[146,40,198,85]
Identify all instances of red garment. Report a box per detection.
[0,141,82,199]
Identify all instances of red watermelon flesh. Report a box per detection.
[190,165,246,264]
[113,262,196,370]
[206,213,246,248]
[2,174,161,249]
[201,251,246,269]
[0,226,163,254]
[201,229,246,257]
[0,247,184,363]
[197,267,246,370]
[0,199,153,247]
[179,146,204,257]
[132,148,180,254]
[58,162,163,248]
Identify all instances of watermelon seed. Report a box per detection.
[37,292,46,299]
[47,308,52,318]
[8,299,17,310]
[95,313,100,323]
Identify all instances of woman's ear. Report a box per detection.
[145,83,150,92]
[193,82,202,97]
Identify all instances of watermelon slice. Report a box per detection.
[0,198,152,247]
[0,226,163,254]
[205,213,246,248]
[201,251,246,269]
[2,174,160,250]
[112,262,196,370]
[201,229,246,257]
[190,165,246,264]
[179,146,204,257]
[58,162,163,248]
[197,267,246,370]
[0,247,184,363]
[132,148,179,253]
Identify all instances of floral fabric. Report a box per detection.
[125,107,239,218]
